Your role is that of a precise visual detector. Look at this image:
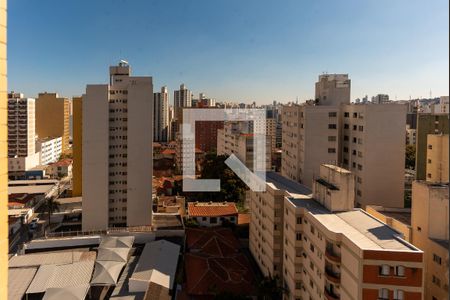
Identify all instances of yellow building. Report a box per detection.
[411,181,449,300]
[0,0,6,298]
[72,97,82,196]
[426,134,449,183]
[36,92,70,153]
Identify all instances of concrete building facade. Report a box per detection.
[7,94,35,158]
[36,136,62,165]
[0,1,7,297]
[415,114,449,180]
[425,134,449,183]
[153,86,169,142]
[35,92,70,152]
[411,181,449,300]
[82,62,153,231]
[249,167,424,300]
[173,84,192,121]
[315,74,351,106]
[72,96,82,196]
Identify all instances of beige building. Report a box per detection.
[35,92,70,152]
[217,121,272,171]
[7,93,35,157]
[366,205,412,243]
[281,104,340,186]
[153,86,169,142]
[340,103,406,208]
[250,165,424,300]
[425,134,449,183]
[82,62,153,231]
[411,181,449,300]
[72,96,82,196]
[282,75,406,208]
[0,0,6,297]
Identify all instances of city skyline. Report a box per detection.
[8,0,449,103]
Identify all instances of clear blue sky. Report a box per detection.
[8,0,449,104]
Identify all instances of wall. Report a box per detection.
[72,97,82,196]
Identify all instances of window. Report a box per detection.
[428,159,432,164]
[395,266,405,277]
[310,244,315,253]
[296,217,302,224]
[344,112,349,117]
[353,125,357,130]
[344,123,349,129]
[393,290,404,300]
[210,217,217,224]
[432,275,441,287]
[296,233,302,241]
[328,112,337,117]
[378,288,389,300]
[379,264,390,276]
[356,190,362,196]
[353,112,358,118]
[328,124,337,129]
[433,254,442,265]
[328,148,336,153]
[328,136,337,142]
[358,125,364,131]
[344,135,349,141]
[428,144,433,149]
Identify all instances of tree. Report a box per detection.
[42,197,61,233]
[405,145,416,170]
[257,275,284,300]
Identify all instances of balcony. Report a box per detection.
[324,288,339,300]
[325,267,341,284]
[325,247,341,263]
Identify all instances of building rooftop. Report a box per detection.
[430,238,449,250]
[188,201,238,217]
[266,171,312,198]
[287,197,420,252]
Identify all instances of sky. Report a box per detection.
[8,0,449,104]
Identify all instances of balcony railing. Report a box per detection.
[325,267,341,284]
[324,288,339,300]
[325,247,341,263]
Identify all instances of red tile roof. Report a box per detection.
[188,202,238,217]
[161,149,176,155]
[51,158,72,167]
[184,228,256,297]
[238,213,250,225]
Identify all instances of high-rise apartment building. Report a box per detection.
[415,113,449,180]
[340,103,406,208]
[217,121,272,171]
[315,74,351,106]
[36,92,70,152]
[72,96,82,196]
[82,62,153,231]
[7,93,35,158]
[371,94,390,104]
[425,134,449,183]
[411,181,449,300]
[281,104,340,186]
[153,86,169,142]
[282,74,406,208]
[249,166,424,300]
[173,84,192,119]
[0,0,7,297]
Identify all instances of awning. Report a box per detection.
[42,284,90,300]
[97,247,130,263]
[90,260,126,285]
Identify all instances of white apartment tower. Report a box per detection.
[173,84,192,118]
[82,62,153,231]
[7,93,36,157]
[153,86,169,142]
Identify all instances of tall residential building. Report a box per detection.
[425,134,449,183]
[173,84,192,119]
[36,136,62,165]
[371,94,390,104]
[315,74,351,106]
[281,104,340,186]
[340,103,406,208]
[249,167,424,300]
[72,96,82,196]
[7,94,35,158]
[153,86,169,142]
[36,92,70,152]
[217,121,272,171]
[82,62,153,231]
[0,1,7,297]
[415,113,449,180]
[282,74,406,208]
[411,181,449,300]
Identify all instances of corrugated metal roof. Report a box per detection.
[8,267,37,300]
[9,251,89,268]
[100,236,134,249]
[129,240,180,291]
[91,260,126,285]
[26,261,95,294]
[97,247,130,263]
[43,284,90,300]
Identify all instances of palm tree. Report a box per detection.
[42,197,61,234]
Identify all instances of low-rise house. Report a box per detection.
[187,201,238,227]
[46,158,73,178]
